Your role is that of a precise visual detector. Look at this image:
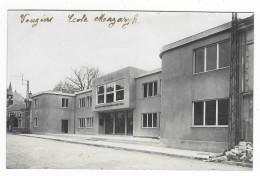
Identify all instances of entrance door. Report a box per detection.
[115,112,125,135]
[61,120,68,133]
[105,113,113,134]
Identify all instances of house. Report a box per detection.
[30,16,253,153]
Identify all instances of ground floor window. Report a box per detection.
[33,118,38,127]
[86,117,93,128]
[79,118,85,128]
[193,98,229,126]
[142,113,157,128]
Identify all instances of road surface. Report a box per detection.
[6,134,251,170]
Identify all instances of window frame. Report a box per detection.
[192,98,229,127]
[96,79,124,105]
[193,39,230,74]
[141,112,158,128]
[62,98,69,108]
[143,81,158,98]
[33,118,38,127]
[34,98,38,108]
[79,97,86,108]
[86,117,93,128]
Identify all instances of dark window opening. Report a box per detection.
[218,99,229,125]
[205,100,216,125]
[194,48,204,73]
[194,101,204,125]
[206,44,217,71]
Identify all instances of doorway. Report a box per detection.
[61,120,68,133]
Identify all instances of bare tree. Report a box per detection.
[53,80,76,93]
[66,66,100,91]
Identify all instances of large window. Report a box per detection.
[62,98,69,108]
[79,98,85,108]
[97,80,124,104]
[142,113,157,128]
[193,98,229,126]
[143,81,158,98]
[33,118,38,127]
[79,118,85,128]
[194,40,230,73]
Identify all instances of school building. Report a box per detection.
[31,16,253,153]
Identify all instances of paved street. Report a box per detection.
[6,134,251,170]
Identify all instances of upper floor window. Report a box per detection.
[193,98,229,126]
[86,96,92,107]
[79,97,85,108]
[97,80,124,104]
[143,81,157,98]
[62,98,69,108]
[34,99,38,108]
[194,40,230,74]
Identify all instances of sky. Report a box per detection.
[7,11,253,97]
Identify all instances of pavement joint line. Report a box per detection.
[18,134,211,161]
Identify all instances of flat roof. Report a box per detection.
[74,88,92,95]
[31,91,76,98]
[135,68,161,79]
[159,22,231,58]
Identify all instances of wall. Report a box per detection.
[160,31,231,152]
[32,94,75,134]
[134,72,161,138]
[75,91,99,135]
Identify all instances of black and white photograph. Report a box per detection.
[1,0,259,175]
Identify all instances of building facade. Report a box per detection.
[30,16,253,153]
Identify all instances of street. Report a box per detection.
[6,134,251,170]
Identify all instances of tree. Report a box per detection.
[66,66,100,91]
[53,80,76,94]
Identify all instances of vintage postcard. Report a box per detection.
[2,1,258,175]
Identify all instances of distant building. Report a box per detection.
[30,16,253,153]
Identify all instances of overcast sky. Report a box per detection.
[7,11,252,97]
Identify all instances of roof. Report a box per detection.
[7,103,26,111]
[31,91,76,98]
[135,68,161,79]
[159,22,231,58]
[74,88,92,95]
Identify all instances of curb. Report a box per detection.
[19,134,208,161]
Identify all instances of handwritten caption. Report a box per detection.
[20,13,138,29]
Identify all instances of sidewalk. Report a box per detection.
[19,133,216,160]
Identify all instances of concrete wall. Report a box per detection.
[75,91,99,135]
[134,73,161,138]
[160,31,231,152]
[32,94,75,134]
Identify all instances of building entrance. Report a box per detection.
[61,120,68,133]
[101,110,133,135]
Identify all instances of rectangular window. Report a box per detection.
[62,98,69,108]
[97,80,125,104]
[143,81,158,98]
[194,40,230,73]
[86,96,92,107]
[33,118,38,127]
[79,98,85,108]
[34,99,38,108]
[142,113,158,128]
[86,117,93,128]
[193,98,229,126]
[79,118,85,128]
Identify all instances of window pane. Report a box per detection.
[219,41,230,68]
[194,102,203,125]
[154,81,157,96]
[148,83,153,96]
[116,90,124,101]
[116,80,124,90]
[98,86,104,94]
[206,44,217,71]
[218,99,229,125]
[90,97,92,106]
[143,84,147,97]
[148,113,153,127]
[106,93,114,103]
[106,83,114,92]
[143,114,147,127]
[153,113,157,127]
[206,100,216,125]
[98,95,104,104]
[195,48,204,73]
[62,98,65,107]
